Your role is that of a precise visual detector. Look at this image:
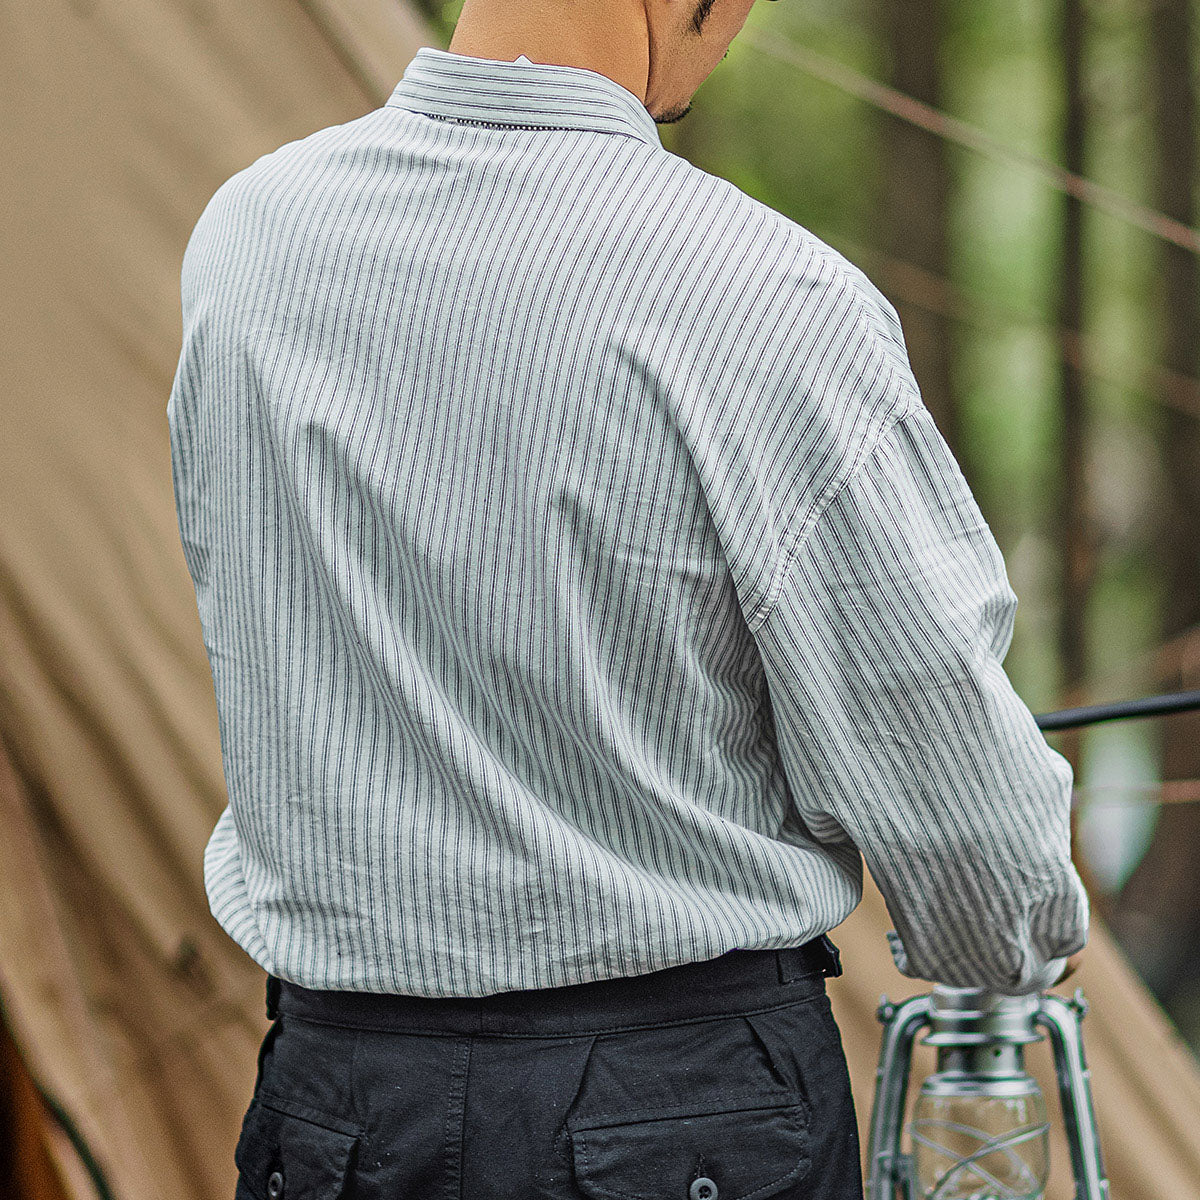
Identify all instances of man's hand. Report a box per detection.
[1055,951,1084,986]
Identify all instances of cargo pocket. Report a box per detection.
[568,1092,811,1200]
[233,1094,362,1200]
[560,1010,815,1200]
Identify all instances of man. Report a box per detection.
[167,0,1088,1193]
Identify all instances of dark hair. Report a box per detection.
[690,0,717,35]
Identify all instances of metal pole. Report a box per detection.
[1035,687,1200,731]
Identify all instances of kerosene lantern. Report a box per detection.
[865,970,1109,1199]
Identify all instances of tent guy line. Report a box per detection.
[743,26,1200,257]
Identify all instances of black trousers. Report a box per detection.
[233,936,864,1200]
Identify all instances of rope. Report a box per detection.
[741,27,1200,257]
[830,236,1200,422]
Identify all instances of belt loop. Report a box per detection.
[266,974,281,1021]
[777,943,821,984]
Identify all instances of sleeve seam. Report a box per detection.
[746,369,925,634]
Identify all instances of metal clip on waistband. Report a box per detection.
[776,933,844,984]
[816,933,843,977]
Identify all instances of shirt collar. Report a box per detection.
[386,46,662,147]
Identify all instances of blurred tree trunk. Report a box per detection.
[1112,0,1200,1024]
[876,0,961,463]
[1054,0,1091,771]
[1050,0,1115,922]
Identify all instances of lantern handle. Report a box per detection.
[1035,991,1111,1200]
[866,993,934,1200]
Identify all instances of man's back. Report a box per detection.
[169,47,1086,999]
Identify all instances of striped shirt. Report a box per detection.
[168,45,1088,998]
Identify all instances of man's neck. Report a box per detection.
[446,0,651,102]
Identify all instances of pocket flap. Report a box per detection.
[234,1095,361,1200]
[570,1100,810,1200]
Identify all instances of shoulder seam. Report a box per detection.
[746,370,924,634]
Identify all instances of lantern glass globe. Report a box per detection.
[909,1076,1051,1199]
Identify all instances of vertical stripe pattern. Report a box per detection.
[167,46,1087,997]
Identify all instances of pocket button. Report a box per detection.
[266,1170,284,1199]
[690,1177,718,1200]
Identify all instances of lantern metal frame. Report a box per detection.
[865,985,1109,1199]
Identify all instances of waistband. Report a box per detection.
[267,935,843,1037]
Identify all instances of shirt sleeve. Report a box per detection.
[750,394,1089,995]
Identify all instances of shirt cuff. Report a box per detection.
[1004,954,1067,996]
[886,930,1068,995]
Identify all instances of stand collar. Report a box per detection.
[386,46,662,147]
